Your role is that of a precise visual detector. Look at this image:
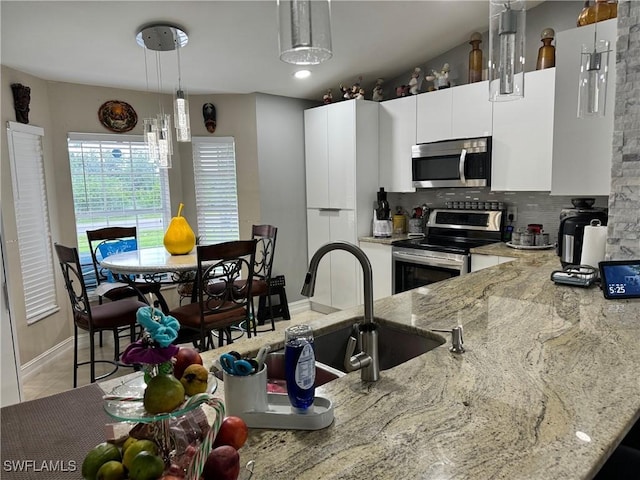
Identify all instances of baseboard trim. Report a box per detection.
[21,337,73,379]
[287,299,311,315]
[20,332,113,379]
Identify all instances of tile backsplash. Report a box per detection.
[388,189,609,243]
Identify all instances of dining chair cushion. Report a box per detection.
[73,298,143,331]
[171,302,248,329]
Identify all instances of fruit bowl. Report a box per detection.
[103,373,218,423]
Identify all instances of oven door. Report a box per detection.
[392,247,468,294]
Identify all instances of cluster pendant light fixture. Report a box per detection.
[277,0,332,65]
[136,23,191,168]
[577,19,611,118]
[488,0,526,102]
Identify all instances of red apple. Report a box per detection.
[213,416,248,450]
[202,445,240,480]
[173,347,203,380]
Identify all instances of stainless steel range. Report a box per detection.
[392,209,504,293]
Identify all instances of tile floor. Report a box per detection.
[21,309,326,401]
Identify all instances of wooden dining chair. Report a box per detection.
[54,244,147,387]
[250,225,278,332]
[86,226,162,303]
[169,240,257,351]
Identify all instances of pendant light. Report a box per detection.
[488,0,526,101]
[174,43,191,142]
[136,23,189,168]
[277,0,332,65]
[577,19,611,118]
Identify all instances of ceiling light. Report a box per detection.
[277,0,332,65]
[577,20,611,118]
[137,23,191,168]
[294,70,311,79]
[488,0,526,101]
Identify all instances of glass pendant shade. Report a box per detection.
[144,113,173,169]
[174,89,191,142]
[578,39,610,118]
[488,0,526,101]
[278,0,332,65]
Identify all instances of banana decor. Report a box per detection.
[163,203,196,255]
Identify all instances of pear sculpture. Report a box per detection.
[163,203,196,255]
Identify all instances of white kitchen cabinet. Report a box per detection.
[307,209,361,311]
[551,19,616,197]
[358,241,392,300]
[416,81,492,143]
[451,81,493,139]
[470,254,515,272]
[378,95,416,193]
[305,100,378,210]
[416,88,452,143]
[491,68,555,191]
[304,100,378,311]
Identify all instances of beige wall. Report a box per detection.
[2,66,261,365]
[1,66,70,364]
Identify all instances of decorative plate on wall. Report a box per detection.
[98,100,138,133]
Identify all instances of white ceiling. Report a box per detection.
[1,1,500,101]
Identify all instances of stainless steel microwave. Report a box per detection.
[412,136,492,188]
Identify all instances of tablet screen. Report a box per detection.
[599,260,640,299]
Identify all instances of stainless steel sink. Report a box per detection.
[214,352,345,391]
[313,320,444,372]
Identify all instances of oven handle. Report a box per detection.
[459,148,467,184]
[392,250,465,270]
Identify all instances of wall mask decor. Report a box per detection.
[11,83,31,124]
[203,103,217,133]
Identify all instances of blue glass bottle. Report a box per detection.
[284,324,316,411]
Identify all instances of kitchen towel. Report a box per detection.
[580,220,607,268]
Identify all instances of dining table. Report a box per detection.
[99,246,201,313]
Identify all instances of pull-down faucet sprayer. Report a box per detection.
[301,241,380,382]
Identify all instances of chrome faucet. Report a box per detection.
[301,241,380,382]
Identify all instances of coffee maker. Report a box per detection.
[373,187,392,238]
[557,198,608,267]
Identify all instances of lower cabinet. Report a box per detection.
[307,209,360,311]
[470,254,515,272]
[359,242,392,300]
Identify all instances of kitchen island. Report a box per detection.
[198,246,640,479]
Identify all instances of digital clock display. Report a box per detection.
[599,260,640,299]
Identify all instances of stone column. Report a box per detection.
[607,0,640,259]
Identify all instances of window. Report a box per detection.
[6,122,59,324]
[192,137,240,243]
[67,133,171,286]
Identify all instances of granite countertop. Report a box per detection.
[359,234,411,245]
[103,252,640,479]
[471,241,558,258]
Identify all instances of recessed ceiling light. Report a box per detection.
[294,70,311,79]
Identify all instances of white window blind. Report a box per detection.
[66,133,171,284]
[192,137,240,243]
[6,121,59,324]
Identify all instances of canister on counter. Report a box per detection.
[520,232,534,246]
[392,214,406,234]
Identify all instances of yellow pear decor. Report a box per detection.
[163,203,196,255]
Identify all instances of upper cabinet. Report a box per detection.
[416,88,452,143]
[491,68,556,191]
[379,95,416,193]
[416,80,492,143]
[304,100,379,209]
[551,19,617,196]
